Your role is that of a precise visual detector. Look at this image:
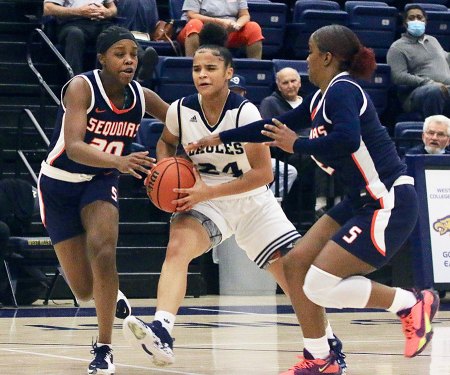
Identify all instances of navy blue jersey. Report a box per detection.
[45,69,145,175]
[221,72,406,202]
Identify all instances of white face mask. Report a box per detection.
[407,20,426,37]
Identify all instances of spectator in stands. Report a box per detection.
[406,115,450,155]
[260,68,303,118]
[43,0,158,82]
[177,0,264,59]
[387,5,450,118]
[259,67,330,215]
[228,73,298,198]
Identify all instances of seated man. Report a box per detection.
[177,0,264,58]
[228,74,298,198]
[44,0,158,82]
[387,5,450,118]
[259,67,303,118]
[406,115,450,155]
[43,0,117,75]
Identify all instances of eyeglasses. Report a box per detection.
[424,130,449,139]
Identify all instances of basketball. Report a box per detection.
[144,157,196,213]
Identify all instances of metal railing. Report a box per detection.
[15,108,50,184]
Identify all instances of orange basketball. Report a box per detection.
[144,157,196,213]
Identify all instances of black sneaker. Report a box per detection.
[123,316,174,366]
[328,335,347,373]
[88,342,115,374]
[115,290,131,319]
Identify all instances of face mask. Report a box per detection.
[407,20,425,37]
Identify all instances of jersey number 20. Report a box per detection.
[90,138,124,156]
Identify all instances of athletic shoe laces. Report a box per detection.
[401,312,416,340]
[90,343,112,366]
[289,355,318,370]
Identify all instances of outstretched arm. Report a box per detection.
[185,101,311,151]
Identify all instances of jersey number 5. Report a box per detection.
[342,226,362,244]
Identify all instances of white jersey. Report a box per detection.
[166,91,267,199]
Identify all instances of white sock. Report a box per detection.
[325,322,334,340]
[155,310,176,334]
[304,335,330,359]
[315,196,327,210]
[387,288,417,314]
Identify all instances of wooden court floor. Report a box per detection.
[0,294,449,375]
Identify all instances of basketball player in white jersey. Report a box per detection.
[122,43,346,370]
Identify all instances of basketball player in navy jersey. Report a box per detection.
[187,25,440,375]
[37,26,169,374]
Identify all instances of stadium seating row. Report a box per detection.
[123,0,450,61]
[151,56,391,115]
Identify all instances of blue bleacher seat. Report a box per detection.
[406,0,448,4]
[155,57,196,103]
[394,121,424,156]
[286,2,349,59]
[293,0,341,20]
[346,1,398,62]
[233,59,275,106]
[364,64,391,114]
[272,59,317,96]
[357,63,391,116]
[248,1,288,58]
[135,119,164,158]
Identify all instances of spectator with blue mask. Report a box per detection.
[387,5,450,118]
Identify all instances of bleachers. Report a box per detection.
[346,1,398,62]
[394,121,424,157]
[248,1,288,58]
[285,2,349,59]
[3,0,450,303]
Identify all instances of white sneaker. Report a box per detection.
[115,290,131,319]
[123,315,175,366]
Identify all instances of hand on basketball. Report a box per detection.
[184,134,222,152]
[117,151,156,179]
[261,118,297,154]
[172,168,210,211]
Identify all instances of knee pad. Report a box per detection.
[303,265,342,308]
[304,265,372,309]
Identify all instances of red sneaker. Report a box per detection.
[280,349,342,375]
[397,289,440,358]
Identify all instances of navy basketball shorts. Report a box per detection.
[327,182,418,268]
[38,172,119,245]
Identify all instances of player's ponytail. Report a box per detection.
[312,25,376,81]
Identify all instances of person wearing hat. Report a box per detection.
[229,74,298,199]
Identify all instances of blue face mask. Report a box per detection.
[407,20,426,37]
